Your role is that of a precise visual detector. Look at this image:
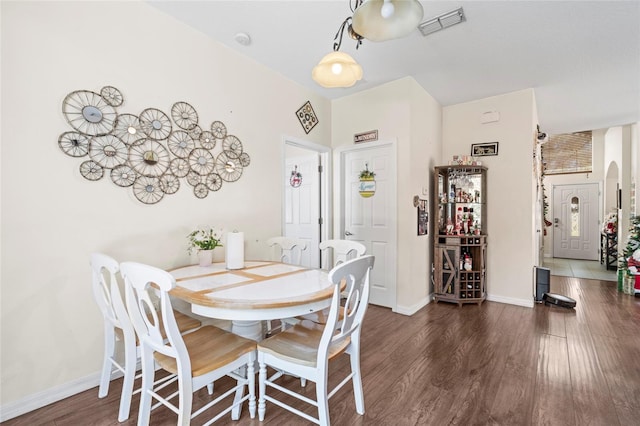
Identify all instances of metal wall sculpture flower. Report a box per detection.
[59,86,251,204]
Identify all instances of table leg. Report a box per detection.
[231,320,264,341]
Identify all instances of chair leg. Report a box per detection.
[349,348,365,415]
[206,383,214,395]
[117,338,137,421]
[177,374,193,426]
[231,366,245,421]
[137,351,154,426]
[258,360,267,421]
[316,375,330,426]
[98,328,115,398]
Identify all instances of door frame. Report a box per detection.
[282,136,331,260]
[334,140,398,310]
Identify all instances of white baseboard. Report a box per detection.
[486,293,534,308]
[394,294,432,315]
[0,372,101,422]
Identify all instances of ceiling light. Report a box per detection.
[418,7,466,37]
[312,4,364,88]
[352,0,424,42]
[312,51,363,88]
[234,32,251,46]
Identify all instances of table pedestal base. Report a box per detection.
[231,320,265,341]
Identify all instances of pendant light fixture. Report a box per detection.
[312,4,364,88]
[352,0,424,42]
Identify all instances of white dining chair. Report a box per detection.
[90,253,202,422]
[257,255,375,426]
[285,239,367,328]
[266,236,308,265]
[121,261,257,425]
[319,239,366,269]
[265,236,308,335]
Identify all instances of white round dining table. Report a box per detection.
[169,261,333,341]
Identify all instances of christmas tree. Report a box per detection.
[619,215,640,269]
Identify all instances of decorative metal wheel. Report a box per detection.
[139,108,172,140]
[199,131,216,150]
[171,102,198,130]
[194,183,209,199]
[100,86,123,107]
[58,131,89,157]
[210,121,227,139]
[186,170,202,186]
[110,164,137,187]
[114,114,143,145]
[170,157,190,178]
[79,160,104,181]
[160,173,180,194]
[89,134,128,169]
[239,152,251,167]
[215,151,243,182]
[189,125,203,141]
[62,90,117,136]
[222,135,243,158]
[206,173,223,191]
[129,139,170,177]
[189,148,215,176]
[167,131,195,158]
[132,176,164,204]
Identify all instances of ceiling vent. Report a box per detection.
[418,7,466,37]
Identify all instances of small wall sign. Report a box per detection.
[354,130,378,144]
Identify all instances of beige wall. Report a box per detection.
[0,0,330,411]
[331,77,442,314]
[443,89,537,306]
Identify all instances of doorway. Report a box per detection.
[552,183,599,260]
[282,137,330,268]
[337,141,397,309]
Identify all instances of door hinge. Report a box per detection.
[318,217,323,225]
[318,165,323,173]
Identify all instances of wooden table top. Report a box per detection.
[169,261,333,310]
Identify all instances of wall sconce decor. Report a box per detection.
[290,165,302,188]
[295,101,319,134]
[59,85,251,204]
[358,163,376,198]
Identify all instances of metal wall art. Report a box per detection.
[295,101,318,134]
[59,86,251,204]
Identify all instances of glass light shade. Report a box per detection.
[352,0,424,42]
[312,51,363,88]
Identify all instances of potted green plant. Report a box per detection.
[187,227,223,266]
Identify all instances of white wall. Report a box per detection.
[604,125,634,249]
[0,1,331,413]
[443,89,537,307]
[331,77,442,314]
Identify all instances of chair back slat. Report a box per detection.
[267,236,308,265]
[319,239,366,269]
[319,255,374,362]
[121,262,189,362]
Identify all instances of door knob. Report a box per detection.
[345,231,353,236]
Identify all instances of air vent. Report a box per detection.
[418,7,466,37]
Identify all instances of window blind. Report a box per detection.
[542,131,592,175]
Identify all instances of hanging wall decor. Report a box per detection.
[57,86,251,204]
[358,163,376,198]
[295,101,318,134]
[289,165,302,188]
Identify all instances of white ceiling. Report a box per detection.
[149,1,639,135]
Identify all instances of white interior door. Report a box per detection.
[553,183,599,260]
[284,153,319,268]
[342,143,396,308]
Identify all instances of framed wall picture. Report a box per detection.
[471,142,499,156]
[417,198,428,236]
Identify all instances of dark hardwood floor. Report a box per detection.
[4,275,639,425]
